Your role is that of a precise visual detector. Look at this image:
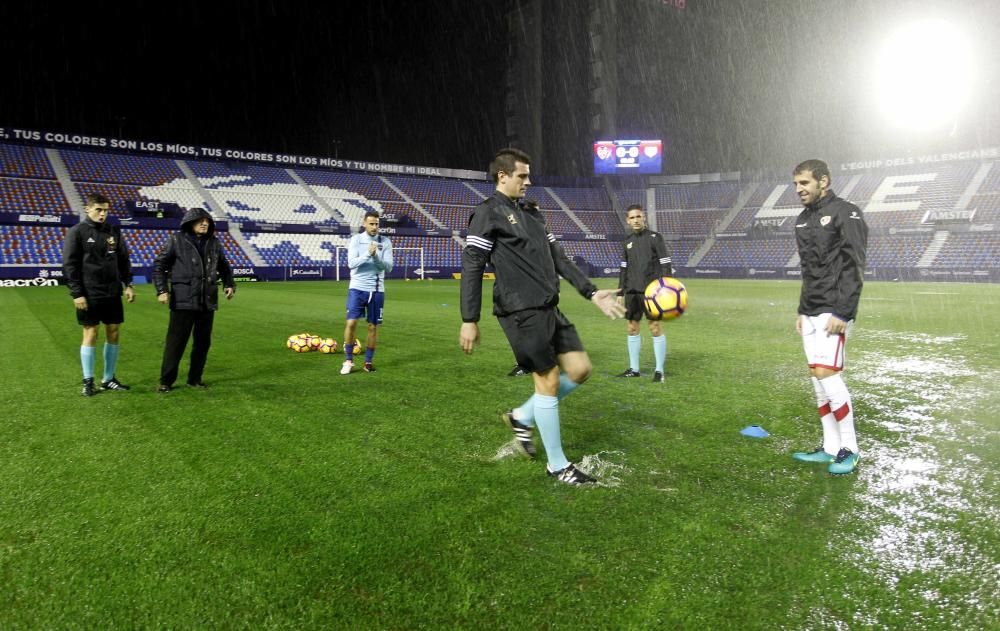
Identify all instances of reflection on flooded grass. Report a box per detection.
[846,329,1000,621]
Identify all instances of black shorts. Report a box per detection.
[497,307,584,374]
[76,297,124,326]
[623,292,648,322]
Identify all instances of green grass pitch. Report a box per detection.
[1,279,998,629]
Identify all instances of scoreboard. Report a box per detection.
[593,139,663,175]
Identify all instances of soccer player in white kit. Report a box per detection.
[790,159,868,475]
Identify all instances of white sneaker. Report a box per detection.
[340,360,353,375]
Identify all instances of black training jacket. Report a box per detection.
[62,216,133,300]
[152,207,235,311]
[794,192,868,321]
[461,192,597,321]
[618,228,673,294]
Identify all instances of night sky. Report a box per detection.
[4,1,511,171]
[4,0,999,176]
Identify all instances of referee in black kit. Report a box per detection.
[459,148,624,485]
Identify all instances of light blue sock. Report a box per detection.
[103,343,119,382]
[533,394,569,472]
[80,346,96,379]
[557,373,580,399]
[513,374,580,427]
[627,335,641,372]
[653,335,667,373]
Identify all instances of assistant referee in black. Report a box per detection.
[616,204,672,382]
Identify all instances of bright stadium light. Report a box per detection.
[873,19,975,132]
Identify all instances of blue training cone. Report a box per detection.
[740,425,769,438]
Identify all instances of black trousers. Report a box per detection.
[159,309,215,387]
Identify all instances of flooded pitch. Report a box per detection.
[847,330,1000,622]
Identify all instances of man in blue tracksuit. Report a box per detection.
[341,210,394,375]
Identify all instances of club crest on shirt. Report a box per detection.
[820,215,832,227]
[626,242,633,249]
[507,213,517,225]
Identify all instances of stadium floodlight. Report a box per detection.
[872,19,975,132]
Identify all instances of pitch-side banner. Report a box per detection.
[0,212,229,232]
[0,128,489,180]
[0,212,74,226]
[235,221,448,237]
[1,266,997,283]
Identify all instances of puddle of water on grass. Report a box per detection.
[843,330,999,621]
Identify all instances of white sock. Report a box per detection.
[819,373,858,454]
[812,377,839,455]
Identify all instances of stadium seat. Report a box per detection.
[0,178,72,215]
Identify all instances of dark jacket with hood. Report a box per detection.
[62,216,133,300]
[152,208,235,311]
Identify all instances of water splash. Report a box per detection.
[492,439,524,461]
[579,450,631,488]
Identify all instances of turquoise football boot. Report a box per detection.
[828,448,860,474]
[792,447,835,463]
